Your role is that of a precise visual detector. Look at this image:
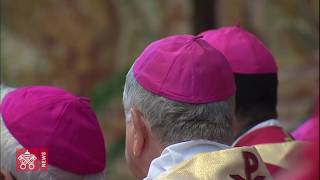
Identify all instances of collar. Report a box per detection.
[232,119,282,146]
[144,139,229,180]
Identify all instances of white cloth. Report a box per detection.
[144,139,230,180]
[232,119,282,146]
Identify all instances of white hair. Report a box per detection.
[0,84,14,100]
[0,86,107,180]
[123,68,234,146]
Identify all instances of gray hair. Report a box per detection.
[123,69,234,146]
[0,87,107,180]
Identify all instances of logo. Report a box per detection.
[16,148,48,172]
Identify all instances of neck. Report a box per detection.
[234,113,277,138]
[233,118,280,143]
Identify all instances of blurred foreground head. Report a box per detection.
[276,111,319,180]
[122,35,236,179]
[201,25,278,135]
[0,86,106,180]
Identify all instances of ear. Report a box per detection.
[131,108,147,157]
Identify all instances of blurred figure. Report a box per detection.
[291,100,319,141]
[276,108,319,180]
[0,86,106,180]
[122,35,271,179]
[201,25,290,146]
[201,25,299,176]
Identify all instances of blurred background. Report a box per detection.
[0,0,318,179]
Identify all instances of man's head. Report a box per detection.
[0,86,106,180]
[201,26,278,135]
[122,35,236,179]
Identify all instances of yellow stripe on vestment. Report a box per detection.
[156,146,272,180]
[254,141,307,169]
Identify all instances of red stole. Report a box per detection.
[234,126,291,147]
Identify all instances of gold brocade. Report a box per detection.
[255,141,306,169]
[156,146,273,180]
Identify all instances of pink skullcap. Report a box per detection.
[292,99,319,141]
[200,25,277,74]
[0,86,106,174]
[133,35,236,104]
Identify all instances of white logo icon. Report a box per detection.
[18,150,37,170]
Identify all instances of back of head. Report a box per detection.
[0,86,106,180]
[234,73,278,127]
[124,69,234,146]
[124,34,236,146]
[123,34,236,178]
[201,25,278,130]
